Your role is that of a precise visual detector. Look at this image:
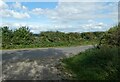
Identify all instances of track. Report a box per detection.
[1,45,93,80]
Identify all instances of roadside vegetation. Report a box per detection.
[1,24,119,80]
[0,26,104,49]
[61,24,120,80]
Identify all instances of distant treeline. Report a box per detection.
[1,26,104,49]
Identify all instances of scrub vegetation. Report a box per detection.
[1,26,104,49]
[61,24,120,80]
[1,23,120,80]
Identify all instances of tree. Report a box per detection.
[99,24,120,47]
[12,27,34,45]
[1,26,13,48]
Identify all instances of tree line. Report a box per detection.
[1,26,104,49]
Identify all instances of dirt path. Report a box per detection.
[1,45,93,80]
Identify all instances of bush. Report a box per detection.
[1,26,103,49]
[62,46,120,80]
[99,24,120,47]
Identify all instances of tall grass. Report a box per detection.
[62,46,120,80]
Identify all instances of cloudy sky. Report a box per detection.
[0,0,119,33]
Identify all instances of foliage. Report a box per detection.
[99,24,120,47]
[12,27,34,45]
[1,26,34,49]
[61,24,120,80]
[62,46,120,80]
[1,26,13,49]
[1,26,104,49]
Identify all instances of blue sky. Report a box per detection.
[7,2,58,9]
[0,0,118,33]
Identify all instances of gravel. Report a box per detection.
[1,45,93,80]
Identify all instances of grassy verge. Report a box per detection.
[1,40,98,50]
[61,46,120,80]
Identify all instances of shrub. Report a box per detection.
[62,46,120,80]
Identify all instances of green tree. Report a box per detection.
[1,26,13,48]
[99,24,120,47]
[12,27,34,45]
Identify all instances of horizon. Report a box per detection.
[0,0,118,33]
[1,25,107,34]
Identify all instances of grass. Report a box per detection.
[61,46,120,80]
[1,40,98,50]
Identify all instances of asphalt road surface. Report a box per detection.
[1,45,93,80]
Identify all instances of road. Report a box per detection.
[1,45,93,80]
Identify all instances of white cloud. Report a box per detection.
[59,0,119,2]
[0,9,30,19]
[32,2,117,24]
[0,22,28,29]
[1,1,118,33]
[11,10,30,19]
[22,6,27,10]
[0,0,8,9]
[31,8,44,15]
[80,20,108,32]
[13,2,21,9]
[12,2,28,10]
[0,9,11,17]
[0,22,50,33]
[0,1,30,19]
[0,20,108,33]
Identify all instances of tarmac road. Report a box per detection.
[1,45,93,80]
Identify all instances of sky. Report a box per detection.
[0,0,119,34]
